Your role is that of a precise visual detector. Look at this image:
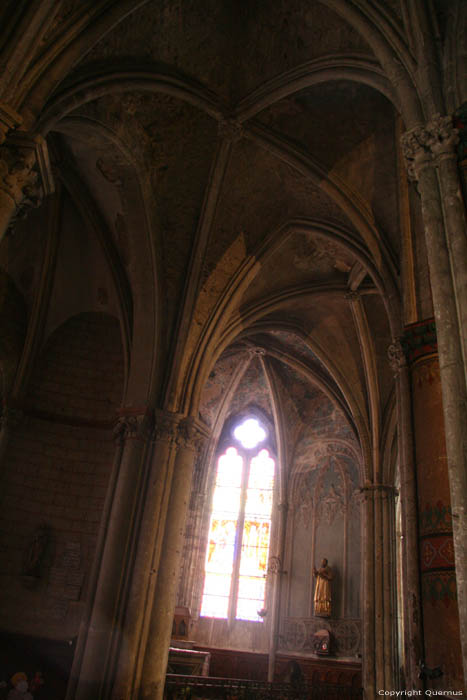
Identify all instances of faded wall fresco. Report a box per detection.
[284,439,362,625]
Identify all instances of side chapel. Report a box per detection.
[0,1,466,698]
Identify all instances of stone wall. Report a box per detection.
[0,312,123,639]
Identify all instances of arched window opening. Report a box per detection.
[200,417,275,622]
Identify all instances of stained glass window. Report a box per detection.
[200,422,275,622]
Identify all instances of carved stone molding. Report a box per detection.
[113,412,153,444]
[387,339,407,375]
[267,555,282,574]
[360,483,398,502]
[0,132,54,223]
[218,118,243,143]
[401,115,459,180]
[281,617,362,656]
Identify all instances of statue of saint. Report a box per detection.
[313,558,333,617]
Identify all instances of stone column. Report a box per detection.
[403,322,464,691]
[428,117,467,371]
[388,340,423,689]
[361,485,375,700]
[402,121,467,686]
[382,486,397,689]
[111,411,181,700]
[267,501,288,683]
[72,412,153,700]
[139,417,206,700]
[0,131,54,240]
[362,483,398,696]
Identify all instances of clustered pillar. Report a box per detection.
[139,418,206,700]
[402,116,467,686]
[68,409,207,700]
[403,322,464,691]
[388,340,423,690]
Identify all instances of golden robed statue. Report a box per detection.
[313,558,333,617]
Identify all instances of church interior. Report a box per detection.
[0,1,466,698]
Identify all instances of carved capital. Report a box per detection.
[0,132,54,223]
[401,115,459,180]
[154,410,181,444]
[113,412,152,444]
[176,417,208,454]
[218,118,243,142]
[388,339,407,375]
[425,114,459,157]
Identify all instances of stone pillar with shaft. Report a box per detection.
[402,120,467,689]
[0,130,54,240]
[388,340,424,690]
[402,322,464,691]
[139,417,206,700]
[110,410,182,700]
[267,501,288,683]
[72,411,153,700]
[361,483,375,699]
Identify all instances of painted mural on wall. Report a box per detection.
[199,352,246,428]
[283,438,362,636]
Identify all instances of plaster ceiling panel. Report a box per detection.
[81,0,233,101]
[256,81,400,255]
[73,1,373,105]
[69,92,218,337]
[252,330,330,377]
[241,230,355,309]
[255,299,369,418]
[273,359,354,442]
[43,191,122,340]
[231,0,374,100]
[206,138,354,280]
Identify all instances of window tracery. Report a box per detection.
[200,416,275,622]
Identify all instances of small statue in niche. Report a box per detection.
[22,523,49,578]
[313,558,333,617]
